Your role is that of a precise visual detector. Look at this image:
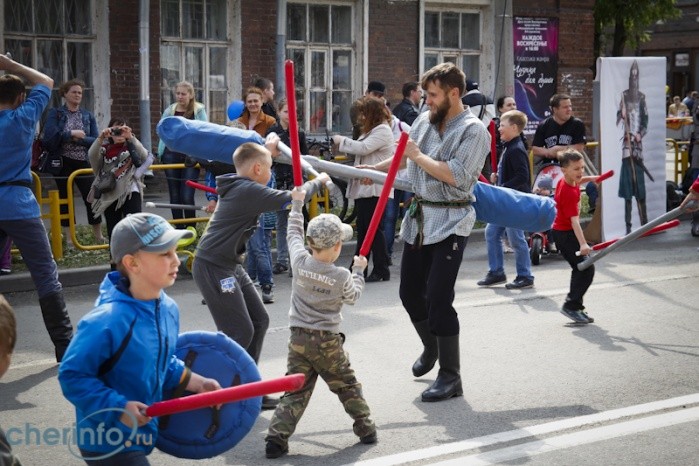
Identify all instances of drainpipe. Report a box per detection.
[276,0,287,98]
[139,0,152,152]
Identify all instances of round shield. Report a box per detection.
[155,331,262,459]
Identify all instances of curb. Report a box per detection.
[0,227,489,294]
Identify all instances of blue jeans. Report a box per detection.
[0,217,62,298]
[275,209,289,267]
[161,148,200,229]
[382,190,411,257]
[485,223,533,281]
[246,227,273,286]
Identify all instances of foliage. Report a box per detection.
[594,0,681,57]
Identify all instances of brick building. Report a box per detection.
[1,0,595,150]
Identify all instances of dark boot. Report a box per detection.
[411,320,438,377]
[638,199,648,226]
[39,291,73,362]
[421,335,462,402]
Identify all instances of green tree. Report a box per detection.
[594,0,681,58]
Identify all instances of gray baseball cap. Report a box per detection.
[110,213,194,263]
[306,214,353,249]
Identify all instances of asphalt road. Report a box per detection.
[1,220,698,465]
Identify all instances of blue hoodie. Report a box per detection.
[58,272,185,455]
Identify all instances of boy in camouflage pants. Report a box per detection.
[265,187,377,459]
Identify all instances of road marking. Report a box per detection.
[431,407,699,465]
[348,393,699,466]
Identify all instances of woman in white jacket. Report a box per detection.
[332,97,394,281]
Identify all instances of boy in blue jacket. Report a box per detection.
[59,213,220,465]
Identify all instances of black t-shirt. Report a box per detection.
[531,116,586,166]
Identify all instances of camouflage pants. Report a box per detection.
[266,327,375,447]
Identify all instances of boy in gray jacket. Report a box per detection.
[192,137,328,410]
[265,187,377,459]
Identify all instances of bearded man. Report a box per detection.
[616,60,651,233]
[372,62,490,402]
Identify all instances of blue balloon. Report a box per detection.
[227,100,245,121]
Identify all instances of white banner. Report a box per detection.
[597,57,666,241]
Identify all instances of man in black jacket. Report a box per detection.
[392,82,422,125]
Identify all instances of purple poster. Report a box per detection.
[513,17,559,135]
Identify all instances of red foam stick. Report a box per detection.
[478,173,489,184]
[591,220,680,251]
[186,179,217,195]
[489,120,497,174]
[595,170,614,183]
[359,132,409,257]
[284,60,304,187]
[145,373,305,418]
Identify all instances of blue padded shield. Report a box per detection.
[473,182,556,232]
[156,117,264,165]
[155,331,262,459]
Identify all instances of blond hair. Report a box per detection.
[0,295,17,356]
[233,143,271,172]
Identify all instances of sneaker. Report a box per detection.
[272,263,288,275]
[261,284,274,304]
[0,268,11,276]
[560,307,588,324]
[265,441,288,459]
[477,272,507,287]
[580,310,595,323]
[505,276,534,290]
[262,395,279,410]
[360,432,377,445]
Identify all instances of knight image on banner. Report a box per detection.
[597,57,666,241]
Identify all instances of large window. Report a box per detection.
[160,0,228,124]
[3,0,95,110]
[286,2,354,134]
[424,10,481,81]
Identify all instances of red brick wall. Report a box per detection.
[108,0,163,152]
[240,1,278,96]
[368,1,420,107]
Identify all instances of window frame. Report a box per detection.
[285,1,356,136]
[2,0,98,112]
[422,7,483,82]
[159,0,230,125]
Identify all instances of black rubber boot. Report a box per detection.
[639,199,648,225]
[39,291,74,362]
[411,320,438,377]
[421,335,462,402]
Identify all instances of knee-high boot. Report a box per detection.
[412,320,438,377]
[421,335,462,402]
[638,199,648,225]
[39,291,73,362]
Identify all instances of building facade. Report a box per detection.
[1,0,594,150]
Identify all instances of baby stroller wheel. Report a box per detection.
[530,235,543,265]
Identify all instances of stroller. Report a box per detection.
[528,165,563,265]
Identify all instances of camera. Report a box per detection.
[110,127,122,136]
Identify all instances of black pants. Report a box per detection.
[399,235,467,336]
[552,229,595,310]
[54,157,101,227]
[353,197,390,276]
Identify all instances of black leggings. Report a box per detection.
[399,235,467,336]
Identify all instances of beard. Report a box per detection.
[429,98,451,125]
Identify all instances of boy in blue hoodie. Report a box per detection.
[59,213,220,465]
